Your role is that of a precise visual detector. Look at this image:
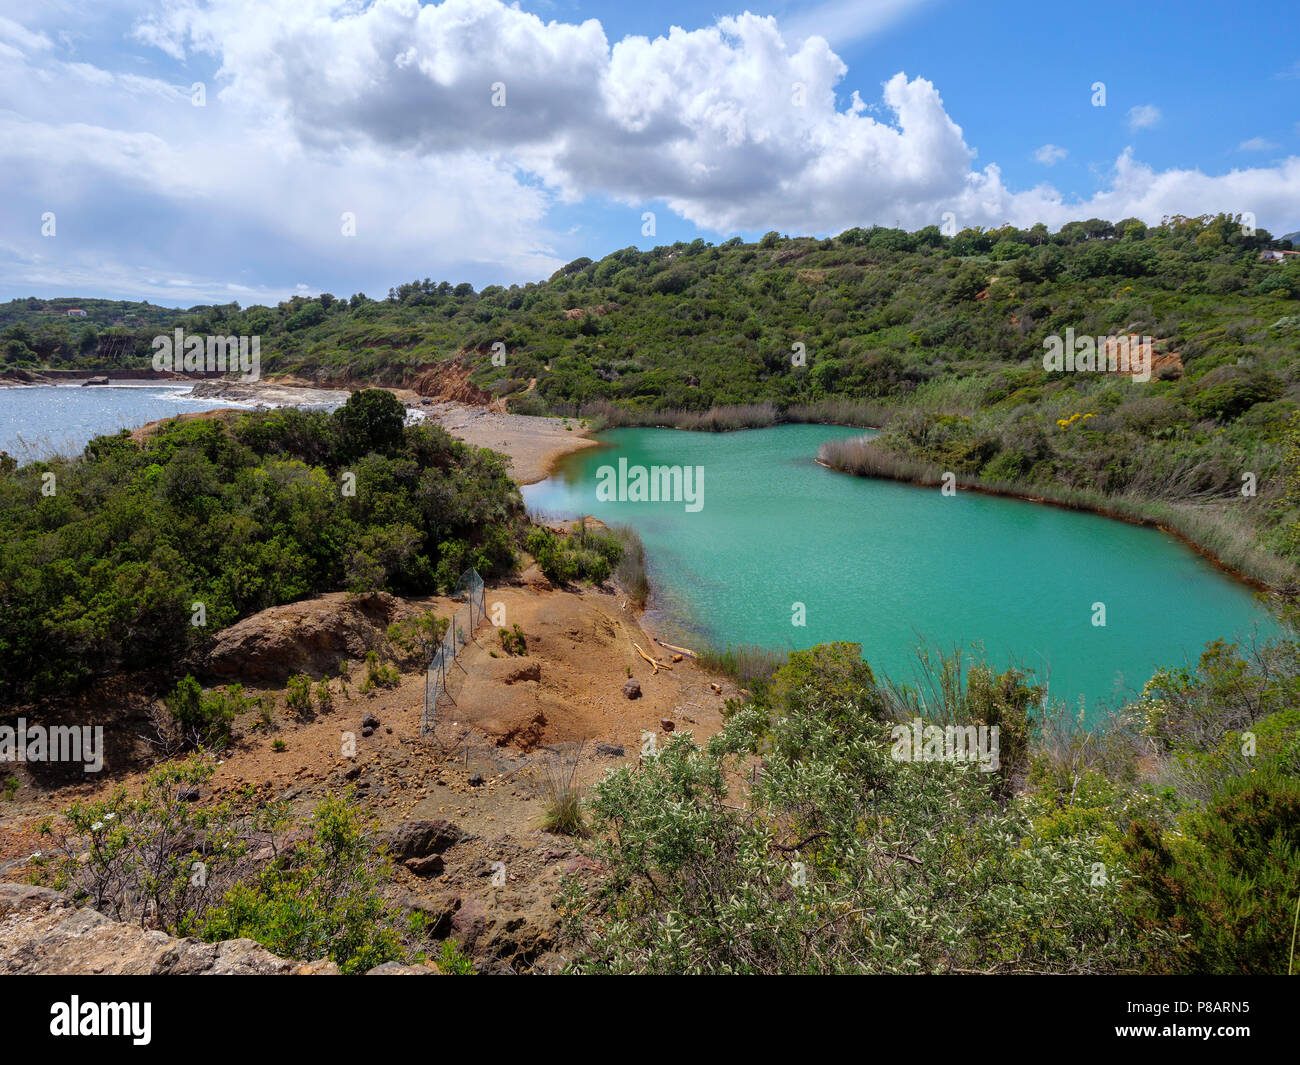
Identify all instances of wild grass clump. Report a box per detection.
[817,434,941,482]
[697,643,788,687]
[610,524,649,608]
[540,742,588,837]
[786,399,893,428]
[575,400,779,432]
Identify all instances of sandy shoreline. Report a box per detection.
[170,377,602,487]
[413,399,601,485]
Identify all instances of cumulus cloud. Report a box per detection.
[0,0,1297,301]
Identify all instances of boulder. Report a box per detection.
[206,592,415,685]
[622,679,641,700]
[385,819,468,860]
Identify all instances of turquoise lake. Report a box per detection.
[523,424,1283,714]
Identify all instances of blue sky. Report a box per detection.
[1,0,1297,306]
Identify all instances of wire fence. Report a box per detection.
[420,568,487,738]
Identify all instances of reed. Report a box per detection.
[696,643,789,687]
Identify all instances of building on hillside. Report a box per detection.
[1259,250,1300,263]
[65,308,88,317]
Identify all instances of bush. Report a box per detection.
[1121,763,1300,974]
[285,673,313,716]
[767,641,883,722]
[201,792,415,974]
[162,675,241,751]
[499,624,527,656]
[562,698,1128,974]
[360,650,399,692]
[36,757,281,935]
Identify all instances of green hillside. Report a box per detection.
[5,212,1300,582]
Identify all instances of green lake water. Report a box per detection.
[522,424,1283,714]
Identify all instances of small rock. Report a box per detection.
[361,726,374,738]
[622,679,642,700]
[468,774,484,787]
[361,712,380,729]
[404,854,445,877]
[660,719,675,733]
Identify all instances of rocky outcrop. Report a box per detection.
[205,592,416,684]
[0,884,333,975]
[409,359,493,404]
[0,884,443,974]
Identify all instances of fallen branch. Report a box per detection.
[633,642,672,673]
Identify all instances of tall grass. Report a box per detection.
[540,742,588,837]
[785,399,893,428]
[610,523,649,609]
[570,398,893,433]
[577,400,781,432]
[696,643,789,687]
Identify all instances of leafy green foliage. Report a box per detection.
[0,395,523,704]
[36,757,280,935]
[1121,760,1300,974]
[200,792,414,973]
[162,675,244,751]
[563,688,1128,974]
[524,522,622,585]
[498,623,527,656]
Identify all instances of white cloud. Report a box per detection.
[1238,136,1277,152]
[0,0,1297,302]
[1127,104,1161,130]
[0,14,53,53]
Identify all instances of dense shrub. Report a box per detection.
[0,395,524,704]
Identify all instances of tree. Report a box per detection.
[333,388,406,461]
